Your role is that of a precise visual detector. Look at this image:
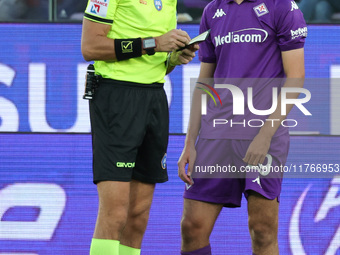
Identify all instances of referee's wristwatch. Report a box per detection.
[142,37,156,55]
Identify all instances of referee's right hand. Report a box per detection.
[155,29,191,52]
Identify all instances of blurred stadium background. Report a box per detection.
[0,0,339,254]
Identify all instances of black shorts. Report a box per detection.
[89,78,169,184]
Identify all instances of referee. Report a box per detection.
[81,0,198,254]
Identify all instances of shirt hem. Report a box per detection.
[280,42,305,52]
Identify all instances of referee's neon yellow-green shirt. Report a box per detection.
[84,0,177,84]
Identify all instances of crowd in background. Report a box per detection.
[0,0,340,23]
[177,0,340,23]
[0,0,86,21]
[177,0,211,22]
[298,0,340,22]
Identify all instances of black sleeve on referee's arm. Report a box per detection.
[84,13,113,25]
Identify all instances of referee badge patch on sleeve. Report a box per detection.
[161,153,167,169]
[86,0,109,18]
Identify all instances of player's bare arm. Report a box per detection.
[178,62,216,184]
[81,18,191,61]
[243,48,305,166]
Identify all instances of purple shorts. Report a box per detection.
[183,135,290,207]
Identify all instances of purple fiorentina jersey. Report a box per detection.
[198,0,307,139]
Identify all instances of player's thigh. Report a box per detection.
[94,181,131,239]
[247,191,279,232]
[97,181,130,214]
[128,179,156,217]
[182,198,223,235]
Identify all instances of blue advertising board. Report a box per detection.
[0,134,339,254]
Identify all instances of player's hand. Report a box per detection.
[155,29,191,52]
[243,133,272,166]
[169,43,199,66]
[178,145,196,185]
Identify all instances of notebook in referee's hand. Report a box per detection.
[177,29,211,51]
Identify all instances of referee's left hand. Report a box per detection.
[169,43,200,66]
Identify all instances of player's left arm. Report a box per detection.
[243,48,305,166]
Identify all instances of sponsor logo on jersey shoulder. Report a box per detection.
[154,0,162,11]
[87,0,109,18]
[291,1,299,11]
[213,9,226,19]
[291,27,308,39]
[214,28,268,47]
[253,3,269,17]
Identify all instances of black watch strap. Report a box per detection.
[145,47,155,55]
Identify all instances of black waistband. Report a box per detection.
[100,78,164,89]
